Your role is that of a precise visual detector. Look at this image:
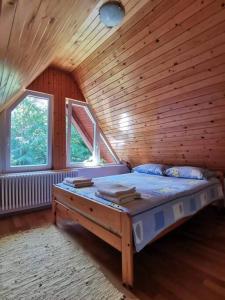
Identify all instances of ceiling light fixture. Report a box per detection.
[99,1,125,28]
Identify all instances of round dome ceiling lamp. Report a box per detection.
[99,1,125,28]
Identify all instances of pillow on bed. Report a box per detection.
[165,166,215,180]
[133,163,169,176]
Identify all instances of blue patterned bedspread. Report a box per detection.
[57,173,223,252]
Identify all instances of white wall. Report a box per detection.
[76,164,130,178]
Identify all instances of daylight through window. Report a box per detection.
[6,91,52,171]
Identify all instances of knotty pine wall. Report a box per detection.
[73,0,225,172]
[28,67,84,169]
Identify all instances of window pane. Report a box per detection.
[68,104,94,164]
[10,95,49,167]
[67,101,118,166]
[70,123,92,163]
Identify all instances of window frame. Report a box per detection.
[4,90,53,173]
[66,99,120,167]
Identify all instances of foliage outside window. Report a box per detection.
[4,91,52,171]
[70,122,92,163]
[10,96,49,166]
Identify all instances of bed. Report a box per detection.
[53,172,224,287]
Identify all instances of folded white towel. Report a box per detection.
[99,191,139,201]
[64,177,92,184]
[96,183,136,197]
[96,191,140,204]
[63,180,93,188]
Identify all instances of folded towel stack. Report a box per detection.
[63,177,93,188]
[96,183,140,204]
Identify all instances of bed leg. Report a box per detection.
[121,213,134,288]
[52,197,57,225]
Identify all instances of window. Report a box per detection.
[5,91,52,172]
[99,134,117,164]
[66,99,119,166]
[70,123,92,163]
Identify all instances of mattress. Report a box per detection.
[57,173,223,251]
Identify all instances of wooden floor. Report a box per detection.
[1,207,225,300]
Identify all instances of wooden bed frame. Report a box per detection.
[53,185,134,287]
[53,173,224,287]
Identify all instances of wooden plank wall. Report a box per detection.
[73,0,225,172]
[28,67,84,169]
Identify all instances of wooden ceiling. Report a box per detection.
[0,0,148,110]
[1,0,225,170]
[73,0,225,171]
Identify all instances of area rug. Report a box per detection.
[0,226,124,300]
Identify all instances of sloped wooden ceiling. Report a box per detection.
[1,0,225,171]
[0,0,148,110]
[73,0,225,171]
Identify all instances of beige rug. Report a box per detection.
[0,226,125,300]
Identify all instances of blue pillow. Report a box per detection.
[133,163,169,176]
[165,166,214,180]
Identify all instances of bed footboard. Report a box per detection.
[52,185,134,287]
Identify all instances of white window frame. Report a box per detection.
[66,99,120,167]
[3,90,53,173]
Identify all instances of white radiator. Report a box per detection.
[0,170,78,215]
